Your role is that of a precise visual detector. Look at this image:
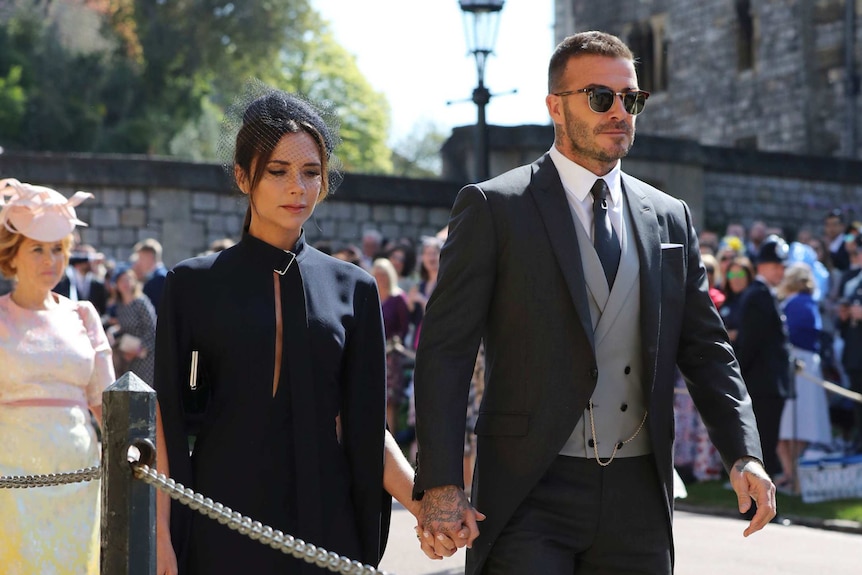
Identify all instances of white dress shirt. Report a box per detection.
[548,145,623,248]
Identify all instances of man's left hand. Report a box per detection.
[729,457,776,537]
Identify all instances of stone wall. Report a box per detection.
[443,127,862,237]
[0,152,457,267]
[559,0,862,158]
[4,128,862,272]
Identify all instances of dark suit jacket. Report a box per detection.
[54,271,108,317]
[412,154,762,575]
[734,279,792,399]
[837,269,862,371]
[144,265,168,313]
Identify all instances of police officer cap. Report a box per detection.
[758,234,789,264]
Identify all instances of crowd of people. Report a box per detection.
[674,212,862,495]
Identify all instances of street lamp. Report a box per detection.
[459,0,505,181]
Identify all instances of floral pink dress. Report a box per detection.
[0,293,114,574]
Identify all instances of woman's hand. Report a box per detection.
[156,527,178,575]
[415,525,459,560]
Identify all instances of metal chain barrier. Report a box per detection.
[129,460,391,575]
[797,370,862,404]
[673,360,862,405]
[0,466,100,489]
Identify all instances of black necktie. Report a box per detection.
[591,178,621,288]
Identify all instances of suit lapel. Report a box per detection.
[529,155,595,351]
[622,174,661,396]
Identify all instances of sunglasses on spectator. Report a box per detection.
[554,86,650,115]
[726,270,747,280]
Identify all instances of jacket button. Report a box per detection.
[590,368,599,380]
[624,366,631,374]
[620,403,628,412]
[588,439,595,447]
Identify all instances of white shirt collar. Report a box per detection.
[548,145,622,206]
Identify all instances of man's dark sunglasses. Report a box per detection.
[554,86,650,116]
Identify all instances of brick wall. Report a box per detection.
[561,0,862,158]
[4,128,862,273]
[0,153,457,268]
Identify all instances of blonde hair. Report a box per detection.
[777,262,815,300]
[372,257,402,296]
[0,228,72,278]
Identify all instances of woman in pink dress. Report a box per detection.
[0,179,115,574]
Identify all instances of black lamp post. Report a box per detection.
[459,0,505,182]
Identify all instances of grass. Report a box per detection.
[680,480,862,524]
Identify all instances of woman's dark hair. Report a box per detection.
[418,236,443,282]
[722,255,755,296]
[235,91,336,233]
[386,240,416,279]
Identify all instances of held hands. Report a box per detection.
[415,485,486,560]
[729,457,777,537]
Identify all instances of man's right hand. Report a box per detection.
[418,484,486,554]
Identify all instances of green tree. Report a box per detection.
[0,0,394,174]
[240,6,392,174]
[391,120,446,178]
[0,65,25,139]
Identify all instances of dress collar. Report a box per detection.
[240,231,308,274]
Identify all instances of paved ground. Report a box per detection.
[379,501,862,575]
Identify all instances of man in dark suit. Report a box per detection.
[836,235,862,454]
[54,246,108,316]
[412,31,776,575]
[824,208,851,272]
[131,238,168,312]
[734,235,793,478]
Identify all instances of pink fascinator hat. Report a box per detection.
[0,178,93,242]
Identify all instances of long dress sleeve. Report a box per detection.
[340,279,389,565]
[152,269,195,559]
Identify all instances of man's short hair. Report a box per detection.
[825,208,844,223]
[548,31,635,93]
[133,238,163,262]
[362,229,382,242]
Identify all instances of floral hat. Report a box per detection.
[0,178,93,242]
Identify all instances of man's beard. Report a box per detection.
[564,111,635,164]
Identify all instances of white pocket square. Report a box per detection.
[661,243,683,249]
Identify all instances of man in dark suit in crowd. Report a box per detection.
[837,235,862,454]
[131,238,168,312]
[412,31,776,575]
[824,208,851,272]
[734,235,793,478]
[54,245,108,316]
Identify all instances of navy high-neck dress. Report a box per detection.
[154,232,390,574]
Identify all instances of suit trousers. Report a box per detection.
[482,454,671,575]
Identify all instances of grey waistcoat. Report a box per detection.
[559,192,652,459]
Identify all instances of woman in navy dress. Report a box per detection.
[153,90,450,574]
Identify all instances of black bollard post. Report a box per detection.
[101,371,157,575]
